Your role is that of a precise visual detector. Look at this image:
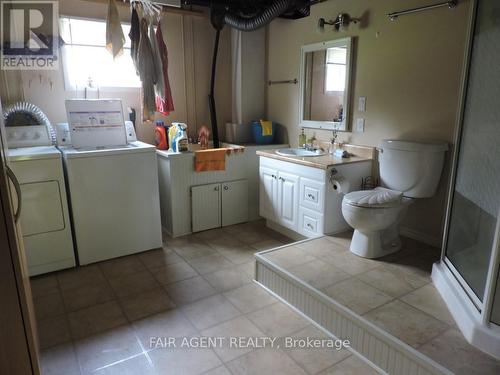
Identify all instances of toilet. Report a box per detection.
[342,139,448,259]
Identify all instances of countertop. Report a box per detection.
[256,149,373,169]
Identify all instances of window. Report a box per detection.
[325,47,347,92]
[60,17,140,89]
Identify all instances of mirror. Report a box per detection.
[299,38,353,131]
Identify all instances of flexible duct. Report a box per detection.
[224,0,296,31]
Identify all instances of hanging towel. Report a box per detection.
[137,17,157,121]
[155,19,175,115]
[150,23,165,99]
[260,120,273,136]
[106,0,125,58]
[194,149,226,172]
[129,6,140,72]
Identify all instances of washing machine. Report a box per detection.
[60,99,162,265]
[6,125,76,276]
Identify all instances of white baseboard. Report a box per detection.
[400,226,442,248]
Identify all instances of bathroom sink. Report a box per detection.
[276,148,326,157]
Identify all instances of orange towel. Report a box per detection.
[194,149,227,172]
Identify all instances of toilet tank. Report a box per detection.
[379,140,448,198]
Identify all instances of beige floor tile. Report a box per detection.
[247,302,309,337]
[203,365,231,375]
[173,241,218,260]
[321,278,393,315]
[237,230,273,245]
[74,325,142,374]
[163,276,217,305]
[187,253,233,275]
[57,265,106,291]
[215,245,256,265]
[30,274,59,297]
[206,235,246,253]
[34,292,66,320]
[419,328,500,375]
[201,316,264,362]
[108,270,160,298]
[201,316,264,363]
[236,261,256,277]
[38,315,72,349]
[324,231,353,250]
[363,300,448,348]
[149,346,222,375]
[223,283,277,314]
[320,251,381,275]
[133,309,197,348]
[319,355,379,375]
[357,265,429,298]
[99,255,146,279]
[296,237,347,257]
[138,248,183,270]
[226,348,307,375]
[68,301,127,339]
[62,282,115,312]
[152,261,198,285]
[40,343,80,375]
[289,259,350,289]
[385,255,435,281]
[264,246,316,269]
[250,239,285,251]
[204,267,252,292]
[119,287,175,321]
[92,354,155,375]
[182,294,241,330]
[193,228,227,241]
[400,284,455,325]
[285,325,351,374]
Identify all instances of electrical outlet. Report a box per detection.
[355,118,365,132]
[358,96,366,112]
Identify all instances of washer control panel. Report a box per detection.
[6,125,52,148]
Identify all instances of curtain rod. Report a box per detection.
[388,0,457,21]
[81,0,206,17]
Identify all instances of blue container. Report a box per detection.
[251,121,276,144]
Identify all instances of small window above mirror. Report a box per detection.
[299,38,353,131]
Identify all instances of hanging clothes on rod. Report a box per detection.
[106,0,125,58]
[155,17,174,116]
[129,5,140,72]
[137,16,158,121]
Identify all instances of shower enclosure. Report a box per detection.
[432,0,500,359]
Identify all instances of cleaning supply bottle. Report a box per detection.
[155,121,168,150]
[298,128,306,148]
[172,122,189,152]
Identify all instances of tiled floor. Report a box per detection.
[32,221,378,375]
[261,233,500,375]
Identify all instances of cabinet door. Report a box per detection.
[259,166,277,220]
[222,180,249,227]
[277,171,299,230]
[191,183,221,232]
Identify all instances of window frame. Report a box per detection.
[59,15,140,91]
[324,47,347,93]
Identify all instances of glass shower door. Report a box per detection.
[444,0,500,305]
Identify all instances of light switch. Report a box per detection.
[358,96,366,112]
[355,118,365,132]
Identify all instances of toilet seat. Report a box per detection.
[344,187,403,208]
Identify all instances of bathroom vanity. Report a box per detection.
[257,147,373,238]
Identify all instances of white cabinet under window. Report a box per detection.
[191,180,248,232]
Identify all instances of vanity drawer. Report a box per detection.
[299,206,324,237]
[299,178,324,211]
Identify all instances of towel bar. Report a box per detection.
[268,79,298,86]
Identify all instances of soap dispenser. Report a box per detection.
[298,128,306,148]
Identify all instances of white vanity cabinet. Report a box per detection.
[259,156,372,238]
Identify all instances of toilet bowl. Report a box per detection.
[340,139,448,259]
[342,187,409,258]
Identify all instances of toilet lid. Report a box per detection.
[344,187,403,208]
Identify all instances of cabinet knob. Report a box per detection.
[307,193,315,200]
[307,223,313,229]
[223,185,229,190]
[214,186,219,191]
[271,174,276,179]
